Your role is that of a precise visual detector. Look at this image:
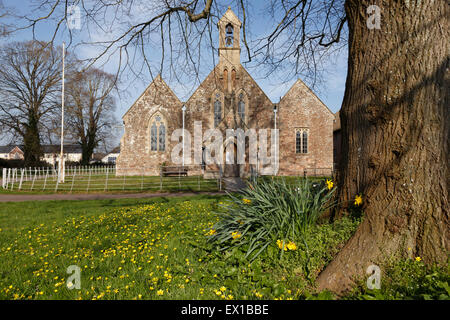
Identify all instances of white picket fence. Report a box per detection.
[1,165,220,193]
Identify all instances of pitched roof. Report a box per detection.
[91,153,107,161]
[121,74,182,120]
[0,145,21,153]
[280,78,334,116]
[218,7,242,26]
[109,146,120,154]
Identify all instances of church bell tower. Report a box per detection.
[218,7,242,67]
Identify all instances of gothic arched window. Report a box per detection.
[231,69,236,89]
[214,98,222,127]
[295,128,309,154]
[238,93,245,122]
[149,113,167,152]
[223,69,228,90]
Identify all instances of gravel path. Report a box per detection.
[0,191,225,202]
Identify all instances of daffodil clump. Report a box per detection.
[210,177,336,260]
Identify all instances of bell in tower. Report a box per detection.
[225,23,234,47]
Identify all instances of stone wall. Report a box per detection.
[116,75,182,176]
[116,69,334,177]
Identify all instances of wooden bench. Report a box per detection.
[161,166,188,177]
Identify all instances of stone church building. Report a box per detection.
[116,8,334,177]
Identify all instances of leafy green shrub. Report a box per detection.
[346,258,450,300]
[208,177,335,261]
[293,216,361,280]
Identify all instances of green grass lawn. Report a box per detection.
[0,195,358,300]
[0,195,447,300]
[2,175,220,194]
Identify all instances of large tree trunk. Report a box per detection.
[81,135,96,165]
[317,0,449,294]
[23,113,42,166]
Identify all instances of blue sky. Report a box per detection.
[1,1,347,147]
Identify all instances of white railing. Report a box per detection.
[1,165,221,193]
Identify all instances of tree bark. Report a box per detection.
[80,130,97,165]
[318,0,449,294]
[23,113,42,166]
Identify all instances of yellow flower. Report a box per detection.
[242,198,252,205]
[205,229,216,236]
[156,289,164,296]
[231,231,241,239]
[326,179,334,190]
[220,286,226,292]
[354,194,363,206]
[286,241,297,251]
[277,239,288,251]
[415,256,422,262]
[277,239,297,251]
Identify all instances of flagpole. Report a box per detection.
[59,42,65,183]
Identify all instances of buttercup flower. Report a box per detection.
[231,231,241,239]
[277,239,297,251]
[286,241,297,251]
[276,240,288,251]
